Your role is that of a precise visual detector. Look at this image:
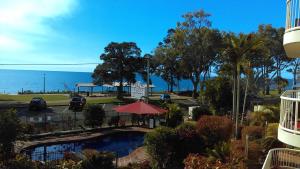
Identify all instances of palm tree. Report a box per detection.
[222,33,262,138]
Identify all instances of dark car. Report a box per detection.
[29,97,47,111]
[160,94,171,102]
[69,96,86,111]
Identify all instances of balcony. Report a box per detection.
[262,148,300,169]
[283,0,300,58]
[278,90,300,147]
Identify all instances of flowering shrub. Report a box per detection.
[197,116,233,147]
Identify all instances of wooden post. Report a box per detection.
[245,135,249,159]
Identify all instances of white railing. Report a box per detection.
[279,90,300,135]
[262,148,300,169]
[286,0,300,32]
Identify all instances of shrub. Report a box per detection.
[119,161,151,169]
[265,123,278,137]
[184,154,231,169]
[84,104,105,128]
[108,116,120,127]
[59,160,81,169]
[192,105,212,121]
[21,123,35,135]
[263,123,283,152]
[249,105,280,126]
[81,150,115,169]
[241,126,264,145]
[230,140,245,168]
[176,122,204,155]
[5,155,38,169]
[144,127,180,169]
[197,116,233,148]
[165,104,183,128]
[206,142,230,163]
[173,122,204,168]
[0,109,22,160]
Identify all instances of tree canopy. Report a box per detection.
[92,42,145,99]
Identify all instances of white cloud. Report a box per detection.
[0,0,78,51]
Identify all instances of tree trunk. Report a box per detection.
[235,65,240,139]
[200,72,207,104]
[232,73,236,122]
[117,80,123,99]
[266,83,270,95]
[192,81,198,99]
[170,76,174,93]
[241,75,249,124]
[177,78,180,93]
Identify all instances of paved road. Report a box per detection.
[16,103,120,127]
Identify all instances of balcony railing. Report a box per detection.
[286,0,300,32]
[262,148,300,169]
[279,90,300,135]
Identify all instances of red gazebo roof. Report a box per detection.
[113,101,167,115]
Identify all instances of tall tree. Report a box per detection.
[174,10,222,99]
[153,29,181,93]
[92,42,143,99]
[222,33,262,138]
[257,25,290,94]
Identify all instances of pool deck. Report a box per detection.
[15,127,152,153]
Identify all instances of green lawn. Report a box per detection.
[0,94,69,102]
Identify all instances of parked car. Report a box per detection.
[69,96,86,111]
[160,94,171,102]
[29,97,47,110]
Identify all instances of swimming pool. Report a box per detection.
[25,131,145,161]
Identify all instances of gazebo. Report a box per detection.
[113,101,167,128]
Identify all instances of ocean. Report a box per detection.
[0,69,194,94]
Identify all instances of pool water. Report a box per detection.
[27,132,145,161]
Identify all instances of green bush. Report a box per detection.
[81,150,115,169]
[196,116,233,148]
[192,105,212,121]
[203,77,232,115]
[165,104,183,128]
[0,109,22,160]
[84,104,105,128]
[144,127,180,169]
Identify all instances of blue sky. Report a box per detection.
[0,0,286,72]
